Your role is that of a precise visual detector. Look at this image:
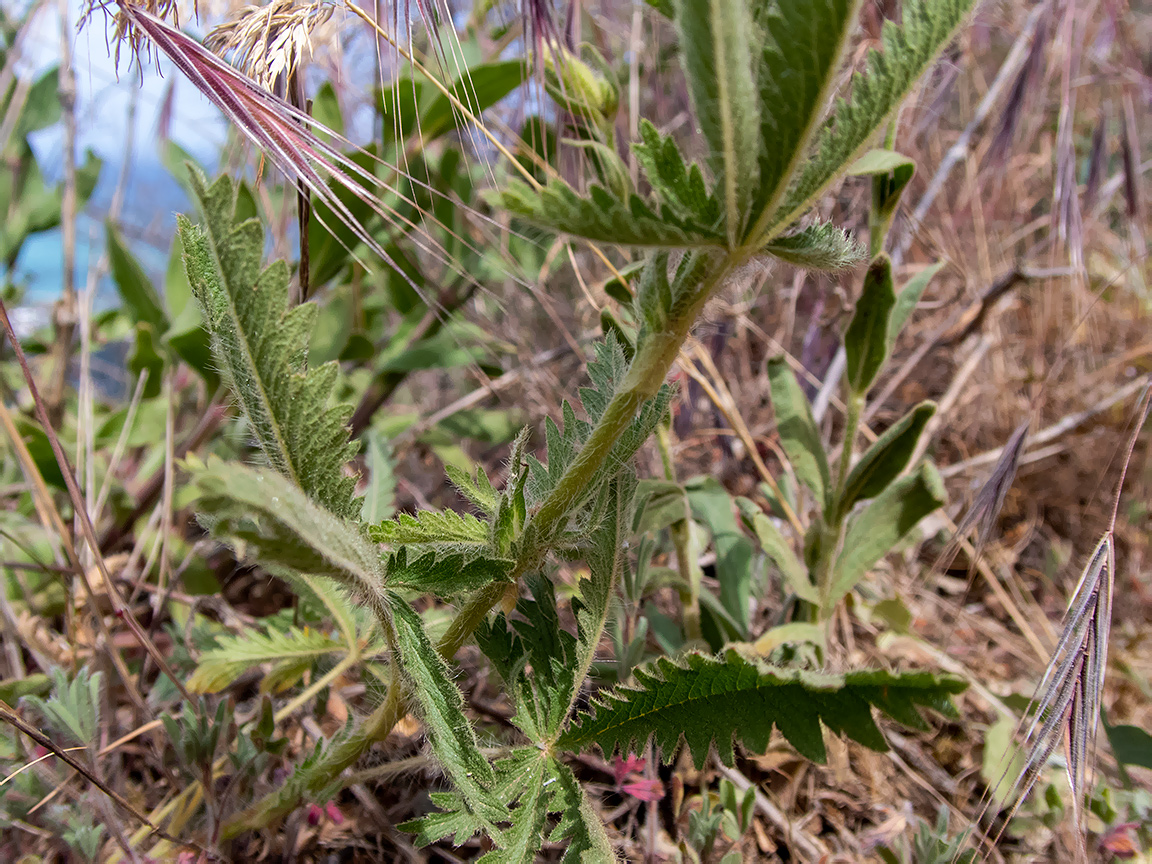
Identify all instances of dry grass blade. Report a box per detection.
[0,298,193,706]
[978,381,1151,860]
[114,1,518,317]
[0,702,204,855]
[933,417,1030,578]
[986,4,1050,169]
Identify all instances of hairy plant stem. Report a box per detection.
[220,252,739,837]
[814,392,863,633]
[832,392,864,512]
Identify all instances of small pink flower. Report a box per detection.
[621,777,665,803]
[1101,822,1140,859]
[324,802,345,825]
[611,753,665,802]
[611,754,646,785]
[306,803,324,826]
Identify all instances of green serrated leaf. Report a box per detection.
[674,0,759,245]
[191,459,389,617]
[773,0,977,230]
[21,667,103,753]
[179,168,359,519]
[559,650,966,767]
[634,252,673,335]
[633,120,722,228]
[477,479,633,743]
[549,758,618,863]
[827,461,946,610]
[526,336,673,532]
[188,624,345,693]
[766,357,831,511]
[404,750,611,863]
[841,401,936,512]
[497,178,725,248]
[389,599,505,825]
[444,463,499,516]
[761,221,864,271]
[368,509,489,545]
[844,254,897,394]
[384,546,513,598]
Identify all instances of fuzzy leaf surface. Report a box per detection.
[191,460,388,616]
[179,168,358,518]
[633,120,721,228]
[389,599,505,825]
[368,509,489,545]
[525,336,672,525]
[748,0,860,231]
[774,0,977,229]
[761,221,865,271]
[672,0,759,243]
[560,651,965,767]
[403,750,614,863]
[498,179,724,248]
[828,461,946,609]
[841,401,935,512]
[766,357,831,510]
[849,149,916,254]
[736,498,817,604]
[844,254,897,394]
[188,625,346,693]
[480,474,635,742]
[383,546,514,598]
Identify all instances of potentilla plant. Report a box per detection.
[104,0,982,857]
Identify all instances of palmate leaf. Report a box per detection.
[404,751,615,863]
[747,0,860,235]
[560,651,966,768]
[477,474,635,744]
[498,178,725,248]
[772,0,978,231]
[548,758,617,863]
[178,168,358,518]
[478,575,577,741]
[188,624,345,693]
[403,748,547,854]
